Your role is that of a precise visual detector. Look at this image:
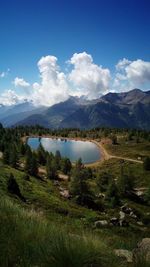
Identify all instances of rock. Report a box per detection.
[119,211,129,226]
[129,211,137,219]
[119,219,129,227]
[121,204,132,214]
[53,180,60,186]
[94,220,108,228]
[119,211,128,226]
[114,249,133,263]
[133,238,150,263]
[119,211,125,220]
[60,189,70,199]
[97,193,105,198]
[110,217,119,226]
[137,221,144,226]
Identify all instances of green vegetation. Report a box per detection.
[0,125,150,266]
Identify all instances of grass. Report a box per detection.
[0,156,150,266]
[0,197,123,267]
[96,158,150,187]
[105,138,150,160]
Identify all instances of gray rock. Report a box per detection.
[137,221,144,226]
[119,211,125,220]
[110,217,119,226]
[121,204,132,214]
[94,220,108,228]
[133,238,150,263]
[114,249,133,263]
[129,211,137,219]
[60,189,70,199]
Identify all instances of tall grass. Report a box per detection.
[0,197,103,267]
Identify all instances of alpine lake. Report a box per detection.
[28,137,101,164]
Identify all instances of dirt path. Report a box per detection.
[91,140,143,165]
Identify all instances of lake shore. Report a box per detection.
[23,134,143,166]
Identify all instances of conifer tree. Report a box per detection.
[61,157,72,174]
[3,149,10,164]
[46,156,58,180]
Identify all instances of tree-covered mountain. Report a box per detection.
[1,89,150,129]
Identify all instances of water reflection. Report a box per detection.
[28,137,101,164]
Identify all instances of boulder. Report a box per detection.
[133,238,150,263]
[121,204,132,214]
[114,249,133,263]
[137,221,144,226]
[110,217,119,226]
[119,211,125,220]
[94,220,108,228]
[129,211,137,219]
[60,189,70,199]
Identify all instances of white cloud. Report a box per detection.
[0,90,24,106]
[68,52,111,99]
[0,68,10,78]
[13,77,30,88]
[114,58,150,91]
[116,58,131,71]
[32,55,69,106]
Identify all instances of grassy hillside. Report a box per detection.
[0,126,150,266]
[0,158,150,266]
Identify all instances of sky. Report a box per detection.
[0,0,150,106]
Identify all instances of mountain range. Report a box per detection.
[0,89,150,130]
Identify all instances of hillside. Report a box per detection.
[0,126,150,266]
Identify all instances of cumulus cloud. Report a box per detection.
[13,77,30,88]
[0,90,24,106]
[32,55,69,106]
[68,52,111,99]
[116,58,131,71]
[114,58,150,91]
[0,68,10,78]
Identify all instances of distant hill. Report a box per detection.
[2,89,150,130]
[0,101,46,127]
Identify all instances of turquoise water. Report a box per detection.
[28,137,101,164]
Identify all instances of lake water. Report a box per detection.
[28,137,101,164]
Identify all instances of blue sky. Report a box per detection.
[0,0,150,106]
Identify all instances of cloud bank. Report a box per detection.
[0,53,150,106]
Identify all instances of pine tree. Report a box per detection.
[3,149,10,164]
[70,167,92,206]
[55,150,61,169]
[96,172,112,192]
[7,173,25,201]
[25,149,38,176]
[30,153,38,177]
[61,157,72,174]
[46,156,58,180]
[105,180,120,207]
[143,156,150,171]
[37,143,46,165]
[9,145,18,168]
